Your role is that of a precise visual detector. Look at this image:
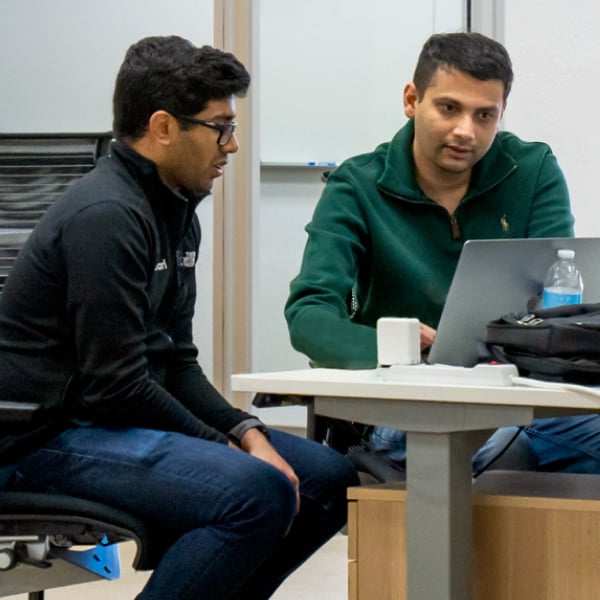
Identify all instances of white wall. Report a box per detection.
[498,0,600,238]
[0,0,214,133]
[0,0,216,377]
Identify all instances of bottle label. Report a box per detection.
[542,288,582,308]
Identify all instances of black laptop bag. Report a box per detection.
[485,302,600,383]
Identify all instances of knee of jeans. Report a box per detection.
[234,463,297,537]
[368,427,407,462]
[473,427,538,472]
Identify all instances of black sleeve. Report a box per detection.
[164,216,253,433]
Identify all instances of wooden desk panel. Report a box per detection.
[348,473,600,600]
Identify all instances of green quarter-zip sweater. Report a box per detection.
[285,119,575,369]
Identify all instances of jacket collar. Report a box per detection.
[378,119,518,202]
[110,138,165,194]
[109,138,206,207]
[109,138,199,237]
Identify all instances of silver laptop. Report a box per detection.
[427,237,600,367]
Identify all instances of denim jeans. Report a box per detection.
[0,426,359,599]
[370,415,600,475]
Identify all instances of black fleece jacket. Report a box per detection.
[0,140,252,462]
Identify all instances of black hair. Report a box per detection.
[413,32,513,101]
[112,35,251,139]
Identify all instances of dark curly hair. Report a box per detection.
[413,32,513,101]
[113,36,251,139]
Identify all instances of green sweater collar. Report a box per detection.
[378,119,518,202]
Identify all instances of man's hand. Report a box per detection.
[230,428,300,512]
[420,323,436,350]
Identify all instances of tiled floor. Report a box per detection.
[3,533,348,599]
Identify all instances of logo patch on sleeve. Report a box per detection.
[177,251,196,268]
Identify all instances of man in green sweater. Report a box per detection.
[286,32,600,474]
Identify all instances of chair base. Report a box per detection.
[0,542,121,597]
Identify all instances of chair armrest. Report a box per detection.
[0,401,42,423]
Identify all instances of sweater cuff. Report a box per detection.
[227,418,270,447]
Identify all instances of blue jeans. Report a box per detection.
[0,426,358,599]
[524,415,600,472]
[370,415,600,474]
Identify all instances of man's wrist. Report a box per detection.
[228,418,270,447]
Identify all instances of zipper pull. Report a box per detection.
[449,214,461,239]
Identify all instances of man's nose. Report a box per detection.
[223,132,239,153]
[453,114,476,140]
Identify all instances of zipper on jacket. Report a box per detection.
[449,213,461,239]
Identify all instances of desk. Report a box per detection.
[231,368,600,600]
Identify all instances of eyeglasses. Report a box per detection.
[173,114,237,146]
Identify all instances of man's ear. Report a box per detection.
[147,110,175,145]
[403,82,419,119]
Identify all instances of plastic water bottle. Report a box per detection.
[542,249,583,308]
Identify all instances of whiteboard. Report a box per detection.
[259,0,465,165]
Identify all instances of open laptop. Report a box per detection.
[427,237,600,367]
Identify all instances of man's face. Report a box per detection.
[162,96,239,198]
[404,68,505,180]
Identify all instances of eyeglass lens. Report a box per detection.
[218,123,236,146]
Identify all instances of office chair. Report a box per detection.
[0,401,163,599]
[0,133,162,598]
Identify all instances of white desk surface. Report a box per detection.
[232,367,600,410]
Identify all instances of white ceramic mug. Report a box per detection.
[376,317,420,366]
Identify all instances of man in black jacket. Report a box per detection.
[0,36,358,599]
